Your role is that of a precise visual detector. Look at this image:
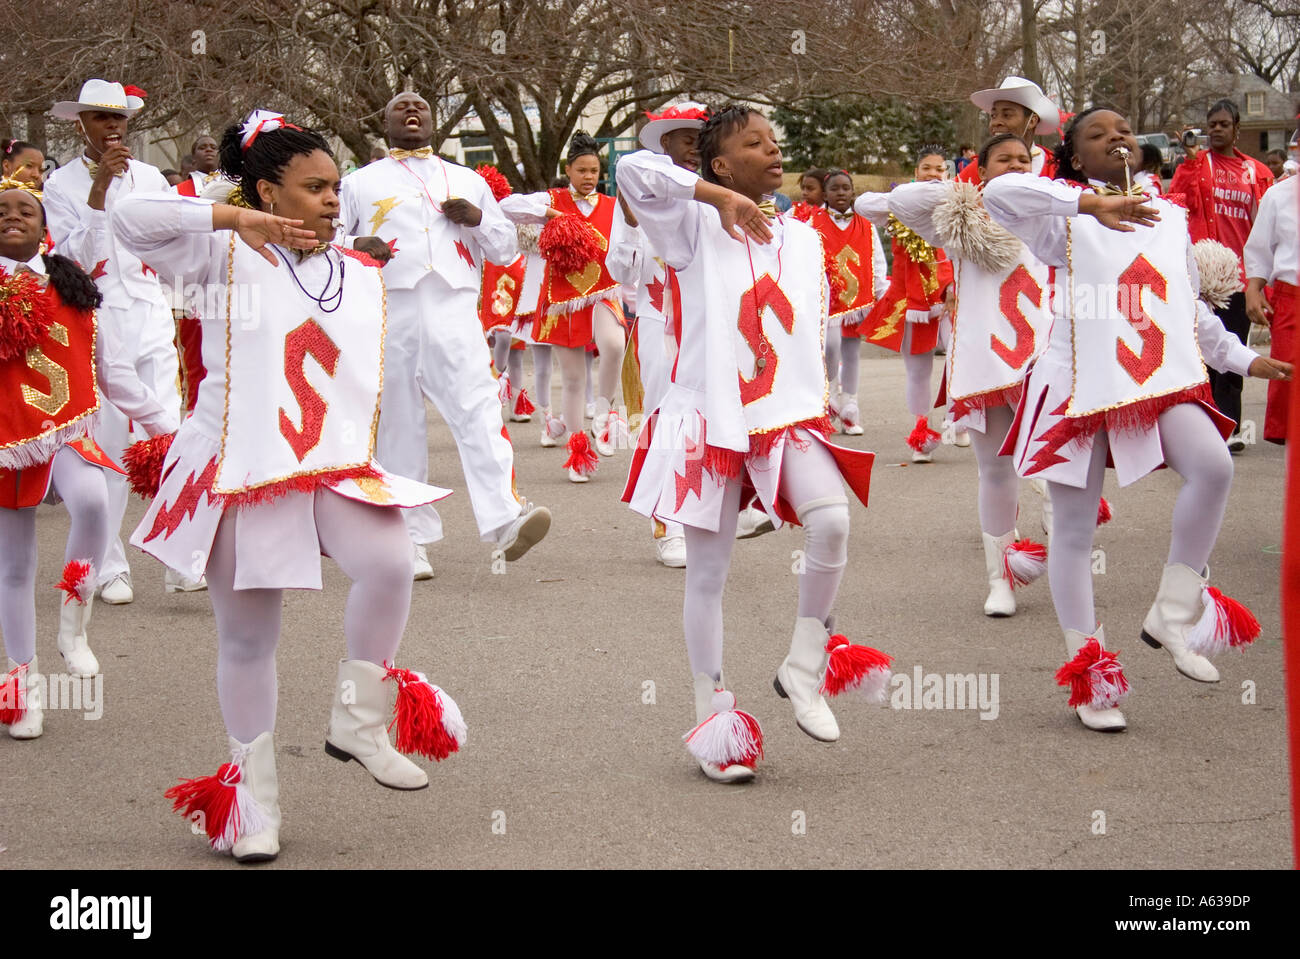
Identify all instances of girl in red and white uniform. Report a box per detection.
[810,169,888,435]
[1244,169,1298,443]
[982,108,1291,732]
[889,134,1053,618]
[855,147,955,462]
[0,181,177,739]
[617,106,888,783]
[501,133,627,482]
[108,113,465,862]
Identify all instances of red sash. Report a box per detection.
[544,189,618,312]
[0,285,100,469]
[479,256,527,333]
[811,210,877,321]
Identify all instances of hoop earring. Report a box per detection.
[269,200,275,216]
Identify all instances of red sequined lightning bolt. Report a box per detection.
[143,457,219,543]
[89,259,108,280]
[386,238,399,256]
[1024,398,1075,475]
[673,423,706,511]
[454,240,475,269]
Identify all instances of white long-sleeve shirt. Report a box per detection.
[1243,176,1298,285]
[983,172,1257,377]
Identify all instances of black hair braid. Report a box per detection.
[914,144,947,167]
[217,121,332,211]
[1053,106,1104,185]
[42,253,102,311]
[977,133,1031,170]
[566,131,600,164]
[697,104,760,185]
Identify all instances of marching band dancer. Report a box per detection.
[809,169,888,436]
[110,112,467,862]
[43,79,185,604]
[888,134,1051,617]
[500,133,627,483]
[983,108,1290,732]
[0,178,177,738]
[339,92,550,578]
[618,106,888,783]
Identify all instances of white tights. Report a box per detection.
[969,405,1020,536]
[825,328,862,396]
[207,490,414,743]
[490,332,524,393]
[901,324,935,417]
[0,448,109,665]
[532,344,553,410]
[552,305,625,431]
[682,434,850,680]
[1046,402,1234,634]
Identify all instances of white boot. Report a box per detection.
[5,657,43,740]
[981,531,1017,617]
[230,732,281,863]
[1140,564,1221,683]
[57,595,99,677]
[1062,626,1128,732]
[164,567,208,593]
[325,659,429,790]
[539,408,565,448]
[774,617,840,742]
[840,394,864,435]
[412,543,434,581]
[689,673,756,783]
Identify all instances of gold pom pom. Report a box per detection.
[887,214,937,265]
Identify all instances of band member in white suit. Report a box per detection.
[607,102,709,568]
[43,79,184,604]
[110,113,468,863]
[618,106,888,784]
[982,108,1291,732]
[339,92,549,578]
[888,134,1052,618]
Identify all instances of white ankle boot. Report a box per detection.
[981,531,1018,617]
[1059,626,1128,732]
[4,657,43,739]
[231,732,280,863]
[774,617,840,742]
[1140,564,1221,683]
[840,394,864,435]
[57,595,99,677]
[325,659,429,790]
[685,673,759,782]
[539,408,565,448]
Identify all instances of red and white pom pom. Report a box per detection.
[563,431,599,476]
[1185,586,1261,658]
[122,432,175,499]
[1003,539,1047,588]
[820,635,893,701]
[1055,638,1129,709]
[514,388,536,417]
[906,416,941,454]
[55,559,94,606]
[790,201,816,223]
[384,664,467,762]
[539,214,601,275]
[1096,496,1113,526]
[164,760,270,852]
[0,267,55,362]
[683,689,763,769]
[475,163,513,201]
[497,372,511,404]
[0,662,28,725]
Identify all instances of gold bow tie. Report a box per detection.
[830,210,854,223]
[1094,182,1146,198]
[84,158,124,179]
[390,147,434,160]
[571,189,598,203]
[9,263,49,288]
[294,242,331,261]
[757,199,778,217]
[203,171,220,183]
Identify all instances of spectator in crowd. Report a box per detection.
[368,144,387,164]
[1169,99,1274,453]
[161,168,183,186]
[1265,149,1287,181]
[954,144,976,173]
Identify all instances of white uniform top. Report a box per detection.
[43,156,172,310]
[340,155,516,292]
[0,253,175,438]
[1243,176,1299,285]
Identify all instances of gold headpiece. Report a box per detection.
[0,176,43,201]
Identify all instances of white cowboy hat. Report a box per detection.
[50,79,145,121]
[639,102,710,154]
[969,76,1060,135]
